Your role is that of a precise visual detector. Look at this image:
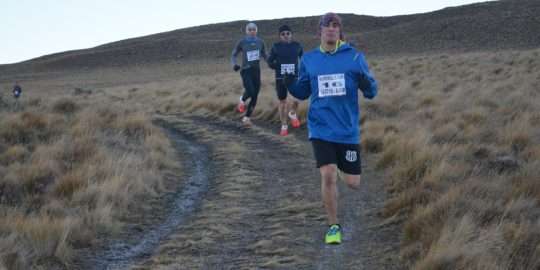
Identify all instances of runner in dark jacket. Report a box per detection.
[267,25,304,136]
[13,83,22,99]
[231,22,268,126]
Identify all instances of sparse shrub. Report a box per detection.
[18,158,56,195]
[361,121,393,153]
[364,100,400,118]
[442,82,458,93]
[0,145,28,165]
[25,98,42,107]
[54,170,86,198]
[116,113,152,139]
[417,95,437,108]
[510,161,540,199]
[57,137,97,170]
[52,98,78,114]
[362,136,383,153]
[500,115,531,153]
[0,112,50,145]
[0,213,74,267]
[376,133,401,170]
[156,91,171,96]
[73,88,92,96]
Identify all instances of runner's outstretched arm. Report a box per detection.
[261,42,269,64]
[285,60,311,100]
[231,41,242,68]
[267,45,277,69]
[355,53,378,99]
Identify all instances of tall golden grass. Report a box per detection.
[365,49,540,269]
[0,95,174,269]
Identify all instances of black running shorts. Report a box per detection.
[311,138,362,175]
[275,79,288,101]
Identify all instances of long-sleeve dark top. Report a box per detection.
[231,36,267,70]
[267,41,303,79]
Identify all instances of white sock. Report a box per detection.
[281,125,288,130]
[288,112,297,119]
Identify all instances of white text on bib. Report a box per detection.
[280,64,295,75]
[247,50,260,61]
[318,74,346,97]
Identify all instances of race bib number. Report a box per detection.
[246,50,260,61]
[318,74,346,97]
[280,64,295,75]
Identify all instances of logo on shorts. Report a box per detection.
[345,150,357,162]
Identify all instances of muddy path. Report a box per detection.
[74,121,212,270]
[78,113,402,269]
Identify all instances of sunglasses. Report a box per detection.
[280,31,291,36]
[247,28,257,31]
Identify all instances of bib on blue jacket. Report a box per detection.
[287,42,377,144]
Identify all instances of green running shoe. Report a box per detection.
[325,224,342,245]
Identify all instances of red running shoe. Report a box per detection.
[237,101,246,113]
[280,125,288,136]
[289,112,301,128]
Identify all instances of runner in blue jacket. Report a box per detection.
[284,13,377,245]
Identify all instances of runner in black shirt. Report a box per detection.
[267,25,303,136]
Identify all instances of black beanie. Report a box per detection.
[278,25,291,33]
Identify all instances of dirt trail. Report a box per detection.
[80,113,402,269]
[75,123,212,270]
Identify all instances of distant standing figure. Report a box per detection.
[231,22,268,126]
[13,83,22,99]
[267,24,304,136]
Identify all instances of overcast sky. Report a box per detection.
[1,0,492,64]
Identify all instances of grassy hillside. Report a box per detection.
[1,0,539,75]
[1,46,539,269]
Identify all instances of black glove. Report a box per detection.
[233,64,241,72]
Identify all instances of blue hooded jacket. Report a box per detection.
[288,42,377,144]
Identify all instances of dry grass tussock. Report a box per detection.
[367,48,540,269]
[0,94,175,269]
[107,70,310,126]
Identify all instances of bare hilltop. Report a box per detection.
[1,0,539,75]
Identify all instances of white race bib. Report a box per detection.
[246,50,260,61]
[318,74,346,97]
[280,64,295,75]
